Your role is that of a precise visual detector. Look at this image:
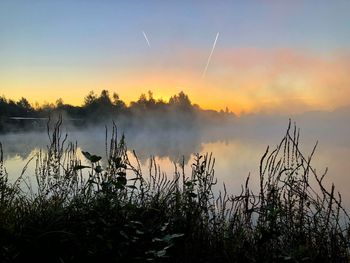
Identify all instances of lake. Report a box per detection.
[1,114,350,208]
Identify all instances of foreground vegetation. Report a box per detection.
[0,119,349,262]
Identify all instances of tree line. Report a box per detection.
[0,90,235,132]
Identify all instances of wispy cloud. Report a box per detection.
[124,48,350,113]
[142,31,151,48]
[202,32,219,78]
[2,46,349,114]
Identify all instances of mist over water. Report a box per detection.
[2,108,350,207]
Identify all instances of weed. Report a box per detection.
[0,119,348,262]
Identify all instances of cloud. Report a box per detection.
[2,47,349,115]
[125,47,350,114]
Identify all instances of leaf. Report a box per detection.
[81,151,101,163]
[162,233,184,243]
[184,181,193,187]
[82,151,91,160]
[120,231,129,240]
[161,223,169,232]
[114,181,125,189]
[117,176,127,186]
[94,165,103,173]
[90,155,102,163]
[156,250,167,257]
[163,244,174,250]
[136,230,144,235]
[73,165,90,171]
[152,237,163,242]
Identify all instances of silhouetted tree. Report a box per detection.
[17,98,32,110]
[0,90,235,132]
[98,90,112,106]
[169,91,192,112]
[112,92,126,111]
[130,93,147,112]
[84,91,97,106]
[56,98,64,108]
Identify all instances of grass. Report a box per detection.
[0,118,349,262]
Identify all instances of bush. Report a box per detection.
[0,119,349,262]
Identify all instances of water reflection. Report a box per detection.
[1,113,350,207]
[0,124,240,164]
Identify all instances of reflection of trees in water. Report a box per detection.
[69,126,227,165]
[125,128,203,164]
[0,125,237,164]
[2,111,350,167]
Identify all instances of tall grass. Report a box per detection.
[0,119,349,262]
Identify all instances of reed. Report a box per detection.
[0,119,348,262]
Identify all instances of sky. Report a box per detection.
[0,0,349,114]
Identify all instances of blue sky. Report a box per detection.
[0,1,349,113]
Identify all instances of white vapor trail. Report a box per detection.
[202,32,219,78]
[142,31,151,48]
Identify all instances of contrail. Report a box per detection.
[202,32,219,78]
[142,31,151,48]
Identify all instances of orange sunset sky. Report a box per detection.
[1,1,350,114]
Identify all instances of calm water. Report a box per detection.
[1,115,350,207]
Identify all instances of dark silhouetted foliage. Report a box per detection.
[0,120,349,262]
[0,90,235,133]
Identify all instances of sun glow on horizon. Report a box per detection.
[1,1,350,115]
